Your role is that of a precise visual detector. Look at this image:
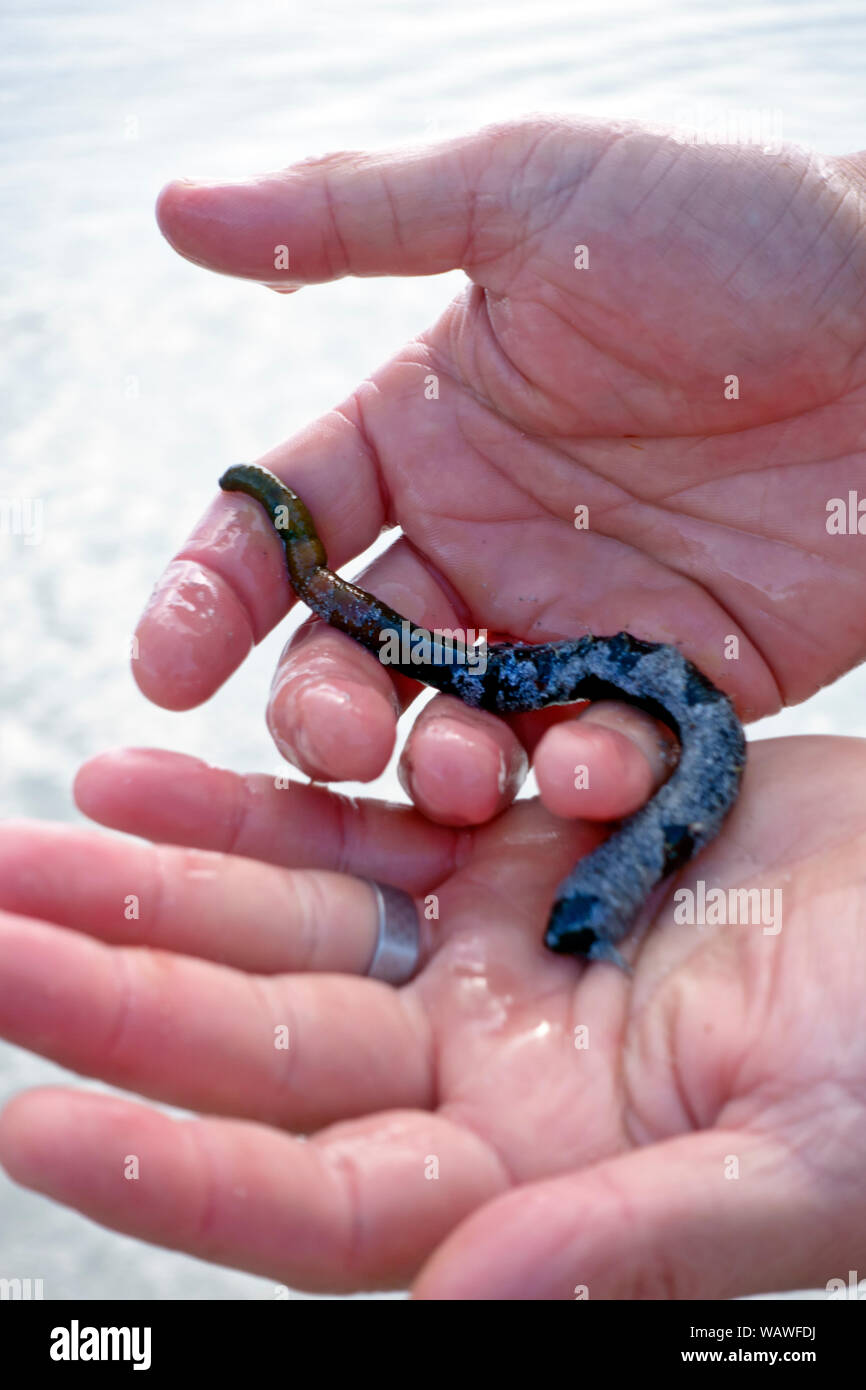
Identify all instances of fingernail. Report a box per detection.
[270,684,354,773]
[173,175,256,187]
[397,751,416,801]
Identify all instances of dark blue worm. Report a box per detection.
[220,463,746,967]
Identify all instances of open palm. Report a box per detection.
[1,734,864,1297]
[140,116,866,815]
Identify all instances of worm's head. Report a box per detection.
[544,892,606,956]
[544,894,632,973]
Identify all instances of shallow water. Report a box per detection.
[1,0,864,1299]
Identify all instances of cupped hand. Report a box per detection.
[138,116,866,826]
[0,733,864,1298]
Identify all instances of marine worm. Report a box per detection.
[220,463,746,966]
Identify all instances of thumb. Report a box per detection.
[411,1129,844,1300]
[155,118,602,286]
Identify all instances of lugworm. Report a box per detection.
[220,463,746,967]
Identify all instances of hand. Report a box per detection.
[134,117,866,828]
[1,733,864,1298]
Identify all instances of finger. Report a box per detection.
[133,408,387,711]
[0,1090,507,1291]
[533,701,678,821]
[397,693,530,826]
[74,748,461,893]
[0,820,430,975]
[267,620,403,783]
[264,543,669,819]
[141,123,554,713]
[155,125,531,286]
[266,536,476,783]
[413,1129,838,1300]
[0,909,430,1128]
[397,690,675,829]
[399,697,675,829]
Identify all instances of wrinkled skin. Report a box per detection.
[0,735,865,1297]
[131,116,866,826]
[3,118,866,1298]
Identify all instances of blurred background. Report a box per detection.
[1,0,865,1299]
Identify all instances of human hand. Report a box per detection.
[0,733,863,1298]
[136,116,866,826]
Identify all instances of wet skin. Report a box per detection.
[220,463,746,964]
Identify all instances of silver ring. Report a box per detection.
[365,881,420,984]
